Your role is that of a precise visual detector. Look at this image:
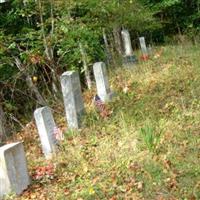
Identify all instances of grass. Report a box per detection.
[6,44,200,200]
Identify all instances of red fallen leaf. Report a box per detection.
[32,163,55,180]
[64,188,70,195]
[140,54,149,61]
[93,94,112,119]
[100,109,112,119]
[109,196,117,200]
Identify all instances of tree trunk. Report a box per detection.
[14,57,46,106]
[26,76,47,105]
[109,35,117,66]
[38,0,59,96]
[0,104,6,144]
[79,43,92,90]
[113,27,123,55]
[103,28,112,65]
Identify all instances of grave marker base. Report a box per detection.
[123,55,138,67]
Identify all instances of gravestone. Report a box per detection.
[93,62,113,102]
[0,142,30,198]
[121,29,137,65]
[34,106,57,158]
[0,0,9,3]
[139,37,148,56]
[60,71,85,129]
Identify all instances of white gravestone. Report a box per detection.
[0,142,30,198]
[93,62,113,102]
[34,106,57,158]
[0,0,9,3]
[60,71,85,129]
[121,29,137,65]
[121,29,134,56]
[139,37,148,56]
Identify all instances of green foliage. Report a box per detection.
[140,0,200,40]
[139,122,162,152]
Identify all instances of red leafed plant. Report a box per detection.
[32,163,55,181]
[140,54,149,61]
[93,95,112,119]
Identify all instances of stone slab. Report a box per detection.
[0,142,30,199]
[93,62,114,102]
[139,37,148,55]
[121,29,134,56]
[34,106,57,158]
[60,71,85,129]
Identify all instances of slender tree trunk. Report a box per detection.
[26,76,47,105]
[0,104,6,144]
[38,0,53,61]
[14,57,46,106]
[103,28,112,65]
[38,0,59,96]
[79,43,92,90]
[113,27,123,55]
[109,35,117,66]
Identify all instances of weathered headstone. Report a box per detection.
[0,142,30,198]
[121,29,133,56]
[139,37,148,56]
[34,106,57,158]
[121,29,137,65]
[60,71,85,129]
[93,62,113,102]
[0,0,9,3]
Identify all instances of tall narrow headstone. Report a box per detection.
[93,62,113,102]
[121,29,133,56]
[60,71,85,129]
[34,106,57,158]
[0,142,30,198]
[121,29,137,65]
[139,37,148,56]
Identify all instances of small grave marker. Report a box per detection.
[121,29,137,65]
[139,37,148,57]
[34,106,57,158]
[0,142,30,198]
[60,71,85,129]
[93,62,113,102]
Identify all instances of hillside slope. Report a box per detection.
[7,44,200,200]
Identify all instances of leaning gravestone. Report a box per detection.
[121,29,137,65]
[139,37,148,56]
[0,142,30,199]
[34,106,57,158]
[60,71,85,129]
[93,62,113,102]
